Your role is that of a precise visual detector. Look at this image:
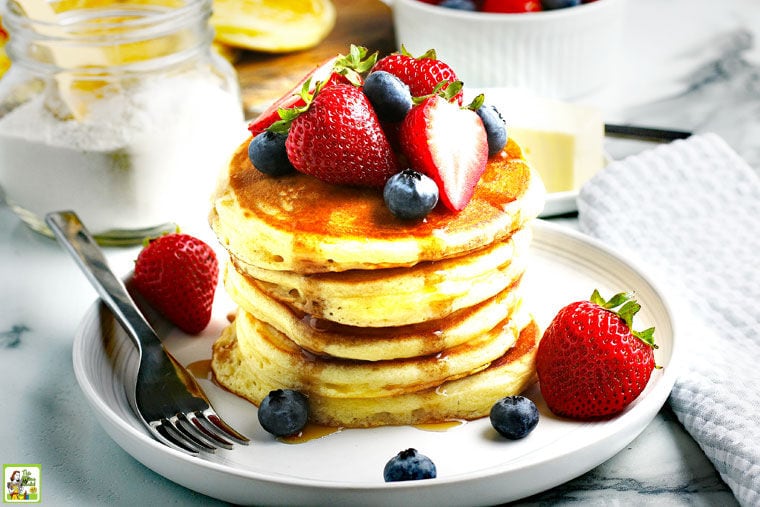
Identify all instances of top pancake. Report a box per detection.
[211,138,545,273]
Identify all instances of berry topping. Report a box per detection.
[248,131,295,176]
[439,0,478,10]
[541,0,581,9]
[399,83,488,211]
[489,395,539,439]
[372,47,463,105]
[383,169,439,219]
[536,290,658,420]
[383,448,437,482]
[248,45,377,137]
[258,389,309,437]
[362,70,413,123]
[133,233,219,335]
[282,83,400,187]
[481,0,543,12]
[474,101,508,156]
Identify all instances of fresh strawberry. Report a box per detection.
[133,233,219,335]
[536,290,658,420]
[481,0,543,12]
[372,47,463,105]
[399,85,488,211]
[248,45,377,137]
[283,83,399,187]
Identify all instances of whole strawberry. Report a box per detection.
[133,233,219,335]
[372,47,463,105]
[284,83,399,187]
[536,290,657,420]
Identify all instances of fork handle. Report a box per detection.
[45,211,161,354]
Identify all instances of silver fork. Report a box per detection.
[46,211,249,456]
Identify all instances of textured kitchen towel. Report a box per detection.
[577,133,760,506]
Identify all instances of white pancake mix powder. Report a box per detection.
[0,71,245,236]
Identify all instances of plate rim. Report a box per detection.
[71,219,683,504]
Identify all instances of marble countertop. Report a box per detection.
[2,0,758,504]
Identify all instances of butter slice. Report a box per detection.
[483,89,605,194]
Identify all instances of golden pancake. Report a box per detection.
[230,227,530,327]
[230,304,524,398]
[210,138,545,273]
[225,262,524,360]
[211,314,540,428]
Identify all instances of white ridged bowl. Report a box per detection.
[385,0,626,100]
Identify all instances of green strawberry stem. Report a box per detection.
[411,79,465,105]
[399,44,437,61]
[589,289,657,348]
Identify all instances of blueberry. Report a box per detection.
[383,169,439,220]
[363,71,413,123]
[490,395,539,440]
[383,448,437,482]
[541,0,581,9]
[258,389,309,437]
[248,131,295,176]
[476,104,508,156]
[439,0,477,10]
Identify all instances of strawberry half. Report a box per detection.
[372,47,463,105]
[399,90,488,211]
[284,83,399,187]
[536,290,658,420]
[133,233,219,335]
[248,45,377,137]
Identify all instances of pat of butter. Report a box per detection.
[483,89,605,193]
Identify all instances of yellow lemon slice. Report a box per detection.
[211,0,336,53]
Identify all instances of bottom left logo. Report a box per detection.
[3,465,40,503]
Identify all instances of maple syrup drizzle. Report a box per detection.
[280,423,343,444]
[413,420,466,432]
[186,359,213,380]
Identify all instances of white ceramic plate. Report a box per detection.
[72,220,681,506]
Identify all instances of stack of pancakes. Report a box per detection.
[209,138,546,428]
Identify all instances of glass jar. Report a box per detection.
[0,0,245,244]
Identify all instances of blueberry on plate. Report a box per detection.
[383,169,439,220]
[541,0,581,9]
[258,389,309,437]
[490,395,539,440]
[363,71,413,123]
[383,448,437,482]
[248,130,295,176]
[475,104,508,156]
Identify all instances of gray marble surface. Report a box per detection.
[1,0,758,504]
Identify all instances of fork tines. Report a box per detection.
[152,408,250,455]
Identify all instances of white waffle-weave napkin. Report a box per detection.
[577,133,760,506]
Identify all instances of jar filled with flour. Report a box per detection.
[0,0,244,243]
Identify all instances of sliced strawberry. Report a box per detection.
[248,57,342,137]
[372,48,463,105]
[399,94,488,211]
[248,45,377,136]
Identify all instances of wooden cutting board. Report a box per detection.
[232,0,396,118]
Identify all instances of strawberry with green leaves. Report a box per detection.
[133,233,219,335]
[372,47,464,105]
[248,45,377,137]
[536,290,658,420]
[270,80,400,187]
[399,83,489,211]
